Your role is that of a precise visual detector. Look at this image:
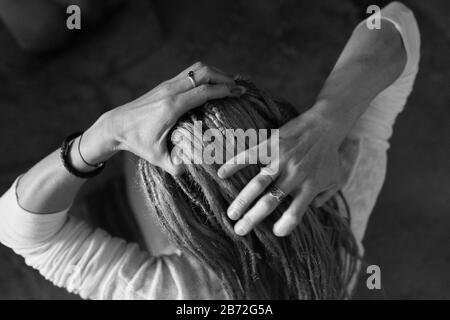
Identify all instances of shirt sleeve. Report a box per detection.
[341,2,421,248]
[349,1,421,145]
[0,177,225,300]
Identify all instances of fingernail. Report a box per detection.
[228,208,238,220]
[173,155,182,165]
[235,223,247,236]
[230,86,246,97]
[273,225,287,237]
[273,220,290,237]
[217,168,225,178]
[227,203,236,217]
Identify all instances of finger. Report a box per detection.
[227,166,278,220]
[172,65,236,93]
[312,158,345,208]
[273,186,316,237]
[234,179,292,236]
[175,83,246,115]
[156,145,185,176]
[209,65,234,78]
[171,61,208,80]
[176,61,210,76]
[140,62,207,100]
[312,187,339,208]
[218,140,269,179]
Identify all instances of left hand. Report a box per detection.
[91,62,244,175]
[218,108,348,237]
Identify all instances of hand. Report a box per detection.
[88,62,246,175]
[218,108,348,237]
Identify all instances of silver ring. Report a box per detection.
[188,70,197,89]
[268,185,287,203]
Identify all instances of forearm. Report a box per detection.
[14,62,240,214]
[310,19,407,142]
[17,113,117,214]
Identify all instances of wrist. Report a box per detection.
[78,113,119,165]
[308,99,357,144]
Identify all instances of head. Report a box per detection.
[139,79,358,299]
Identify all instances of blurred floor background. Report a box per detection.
[0,0,448,299]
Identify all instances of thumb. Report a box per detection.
[312,186,339,207]
[160,148,185,176]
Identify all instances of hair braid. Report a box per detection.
[139,80,360,299]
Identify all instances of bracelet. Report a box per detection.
[78,132,104,168]
[60,132,106,179]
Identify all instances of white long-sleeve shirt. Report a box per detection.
[0,2,420,300]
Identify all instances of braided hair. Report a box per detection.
[139,80,359,299]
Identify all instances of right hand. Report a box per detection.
[84,62,246,175]
[218,108,347,237]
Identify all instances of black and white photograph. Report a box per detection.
[0,0,448,305]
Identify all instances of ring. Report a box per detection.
[268,185,287,203]
[188,70,197,89]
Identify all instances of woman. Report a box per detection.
[139,79,360,299]
[0,2,420,299]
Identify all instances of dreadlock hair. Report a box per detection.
[138,79,359,300]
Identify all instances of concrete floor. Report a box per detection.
[0,0,448,299]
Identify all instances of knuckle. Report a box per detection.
[285,211,299,222]
[159,80,169,88]
[302,180,316,192]
[241,215,254,227]
[256,174,272,188]
[263,195,278,209]
[198,84,212,95]
[288,157,301,170]
[233,197,247,210]
[260,166,277,177]
[253,181,265,191]
[193,61,205,69]
[202,65,212,74]
[199,66,213,83]
[286,160,302,176]
[312,198,322,207]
